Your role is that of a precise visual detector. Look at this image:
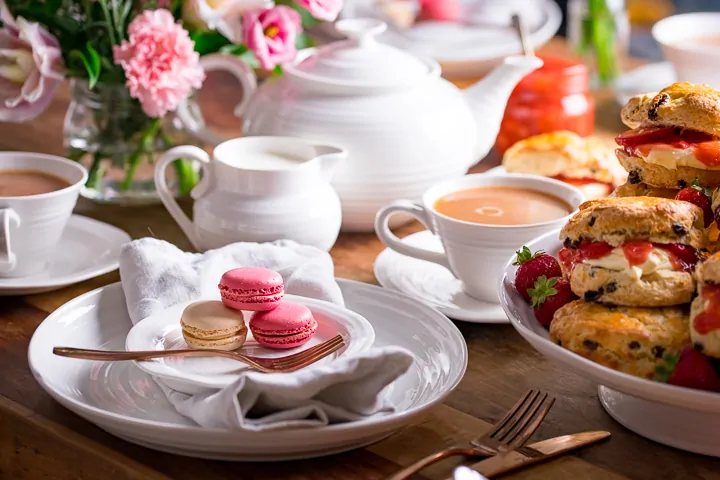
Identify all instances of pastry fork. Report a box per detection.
[53,334,345,373]
[385,389,555,480]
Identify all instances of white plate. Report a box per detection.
[28,279,467,461]
[499,230,720,457]
[340,0,561,77]
[126,295,376,393]
[614,62,675,106]
[0,215,130,295]
[374,230,508,323]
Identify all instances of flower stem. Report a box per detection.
[86,152,105,190]
[121,118,161,191]
[98,0,118,46]
[159,130,198,195]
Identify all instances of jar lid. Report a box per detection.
[285,19,434,89]
[512,54,589,95]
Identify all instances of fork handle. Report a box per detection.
[385,447,481,480]
[53,347,236,362]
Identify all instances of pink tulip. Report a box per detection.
[295,0,343,22]
[0,1,64,122]
[243,6,302,71]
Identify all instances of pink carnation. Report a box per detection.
[295,0,342,22]
[243,6,301,71]
[113,9,205,118]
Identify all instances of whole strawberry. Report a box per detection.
[513,247,562,302]
[659,347,720,392]
[528,276,577,327]
[675,179,713,228]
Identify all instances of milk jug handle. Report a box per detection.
[154,146,212,251]
[176,54,258,147]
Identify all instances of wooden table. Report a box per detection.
[0,40,718,480]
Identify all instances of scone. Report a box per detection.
[690,252,720,357]
[616,82,720,189]
[550,300,691,380]
[558,197,705,306]
[502,131,627,200]
[610,181,678,199]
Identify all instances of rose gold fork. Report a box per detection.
[385,389,556,480]
[53,334,345,373]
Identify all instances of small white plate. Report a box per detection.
[29,280,467,461]
[614,62,675,106]
[0,215,130,295]
[500,230,720,457]
[374,230,508,323]
[126,295,376,393]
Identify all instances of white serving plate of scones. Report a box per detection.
[500,82,720,458]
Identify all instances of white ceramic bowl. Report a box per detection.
[652,12,720,89]
[499,230,720,457]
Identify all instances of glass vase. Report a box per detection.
[63,79,204,205]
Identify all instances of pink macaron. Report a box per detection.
[219,267,284,311]
[249,302,318,349]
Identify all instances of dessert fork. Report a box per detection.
[53,334,345,373]
[385,389,555,480]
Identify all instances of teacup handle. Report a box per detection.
[0,208,20,273]
[176,54,258,147]
[155,146,214,251]
[375,201,451,270]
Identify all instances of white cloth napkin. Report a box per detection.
[119,238,414,431]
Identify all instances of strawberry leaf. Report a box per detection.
[513,246,544,266]
[528,276,558,308]
[655,352,680,382]
[691,178,713,198]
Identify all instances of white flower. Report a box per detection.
[182,0,273,43]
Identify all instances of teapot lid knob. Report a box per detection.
[335,18,387,45]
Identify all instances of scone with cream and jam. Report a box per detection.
[691,252,720,357]
[558,197,705,306]
[616,82,720,189]
[502,130,627,200]
[550,300,691,380]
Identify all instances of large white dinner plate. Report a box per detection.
[499,230,720,457]
[0,215,130,295]
[28,279,467,461]
[126,295,375,393]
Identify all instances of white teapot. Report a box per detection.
[178,18,542,232]
[154,137,346,252]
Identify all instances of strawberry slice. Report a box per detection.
[615,127,677,149]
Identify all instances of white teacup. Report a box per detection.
[375,173,584,303]
[0,153,87,277]
[653,13,720,88]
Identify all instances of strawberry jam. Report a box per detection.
[656,244,699,273]
[559,241,698,274]
[615,127,720,167]
[694,284,720,335]
[622,241,654,267]
[558,242,613,274]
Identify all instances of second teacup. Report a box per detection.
[375,173,584,303]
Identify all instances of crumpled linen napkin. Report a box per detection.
[118,238,414,431]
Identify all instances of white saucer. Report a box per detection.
[0,215,130,295]
[614,62,675,106]
[126,295,376,394]
[374,230,508,323]
[28,279,467,461]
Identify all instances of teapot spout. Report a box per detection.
[464,56,543,159]
[313,144,348,182]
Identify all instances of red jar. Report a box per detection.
[495,55,595,154]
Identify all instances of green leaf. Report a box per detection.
[272,65,283,76]
[286,2,319,27]
[191,30,232,56]
[219,44,249,56]
[528,276,558,308]
[238,50,260,69]
[295,32,315,50]
[68,45,101,89]
[85,42,101,89]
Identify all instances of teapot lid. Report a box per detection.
[285,19,437,90]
